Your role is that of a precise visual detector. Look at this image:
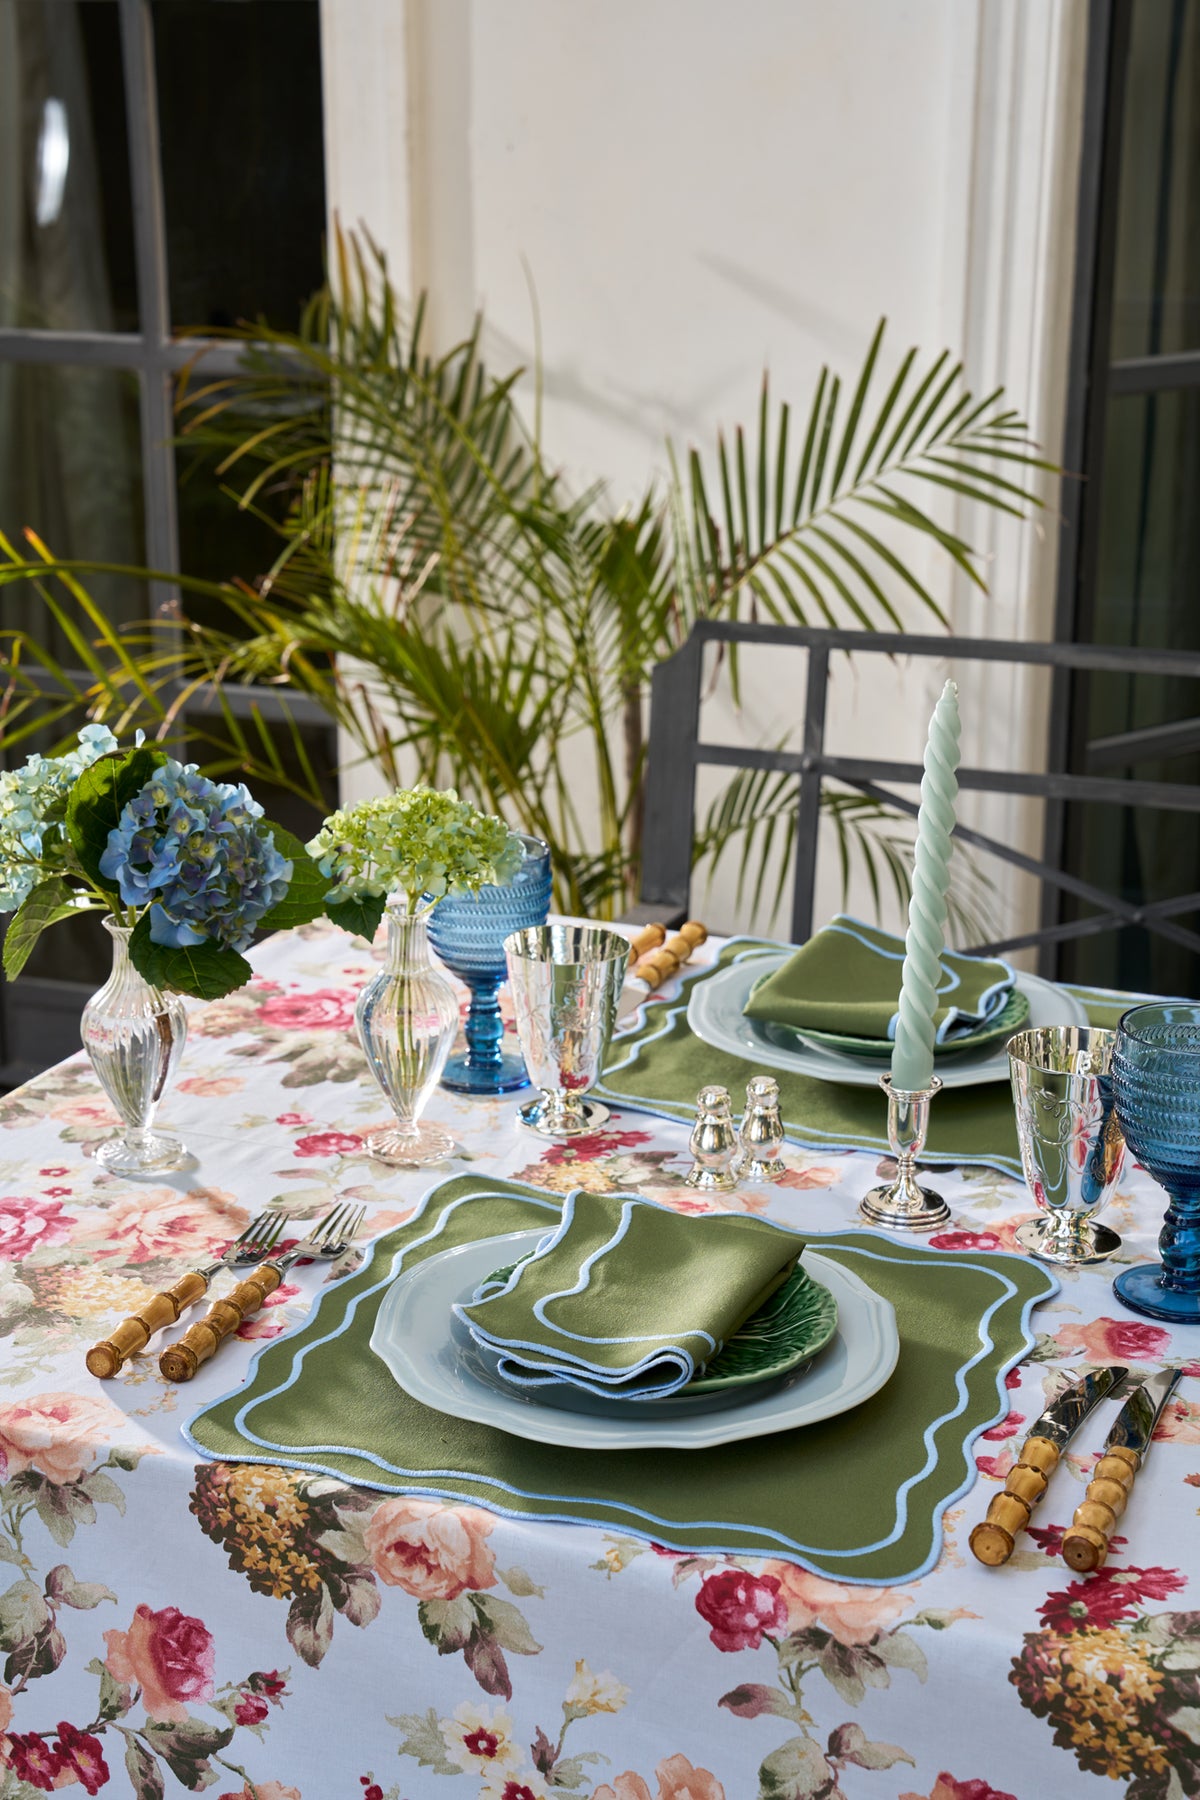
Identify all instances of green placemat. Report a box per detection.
[186,1174,1057,1583]
[595,937,1126,1180]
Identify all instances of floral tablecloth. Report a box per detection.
[1,920,1198,1800]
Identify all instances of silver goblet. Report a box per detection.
[503,924,628,1137]
[1008,1026,1125,1265]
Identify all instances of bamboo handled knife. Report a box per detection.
[1061,1366,1182,1573]
[969,1365,1129,1566]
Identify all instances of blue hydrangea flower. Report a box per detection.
[100,760,292,952]
[0,725,119,912]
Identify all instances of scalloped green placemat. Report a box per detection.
[594,937,1128,1180]
[186,1174,1056,1583]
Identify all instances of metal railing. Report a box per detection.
[640,623,1200,963]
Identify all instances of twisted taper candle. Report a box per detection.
[890,680,962,1092]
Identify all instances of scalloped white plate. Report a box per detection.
[370,1231,898,1450]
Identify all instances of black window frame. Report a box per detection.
[0,0,333,1085]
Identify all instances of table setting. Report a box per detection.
[0,702,1199,1800]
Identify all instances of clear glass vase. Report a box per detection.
[356,902,460,1163]
[80,917,189,1176]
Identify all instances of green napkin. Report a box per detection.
[457,1190,801,1398]
[185,1175,1057,1583]
[742,914,1014,1043]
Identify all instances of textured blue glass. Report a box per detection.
[428,836,552,1094]
[1112,1002,1200,1322]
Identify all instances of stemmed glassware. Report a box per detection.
[1111,1002,1200,1322]
[1007,1026,1124,1265]
[428,836,552,1095]
[504,924,628,1136]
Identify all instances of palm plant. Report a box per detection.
[0,231,1053,920]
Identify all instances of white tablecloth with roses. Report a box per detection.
[0,920,1197,1800]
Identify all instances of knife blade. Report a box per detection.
[1061,1366,1183,1573]
[969,1365,1130,1566]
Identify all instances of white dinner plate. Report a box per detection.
[369,1231,899,1451]
[687,955,1088,1090]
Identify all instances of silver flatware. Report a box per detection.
[1062,1366,1183,1571]
[969,1364,1130,1565]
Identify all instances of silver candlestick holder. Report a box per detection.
[859,1074,950,1230]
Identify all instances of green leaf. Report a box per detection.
[3,877,81,979]
[0,1577,49,1649]
[142,1716,234,1789]
[873,1628,927,1679]
[758,1733,832,1800]
[472,1592,542,1656]
[385,1706,459,1774]
[416,1594,476,1653]
[45,1564,116,1609]
[128,912,252,1000]
[79,1468,125,1513]
[720,1683,802,1721]
[326,891,385,943]
[497,1563,545,1598]
[123,1734,165,1800]
[253,822,330,934]
[286,1584,335,1667]
[827,1722,914,1771]
[65,745,166,891]
[87,1654,134,1722]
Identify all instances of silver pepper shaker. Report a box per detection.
[732,1075,786,1183]
[685,1085,738,1190]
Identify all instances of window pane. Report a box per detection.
[152,0,325,332]
[0,0,138,333]
[1059,390,1200,996]
[0,362,146,654]
[1109,0,1200,360]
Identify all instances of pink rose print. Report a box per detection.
[595,1756,726,1800]
[276,1112,313,1127]
[38,1167,69,1177]
[260,988,357,1031]
[0,1390,126,1485]
[48,1094,120,1132]
[1054,1317,1172,1364]
[694,1569,787,1652]
[234,1692,270,1726]
[360,1782,384,1800]
[217,1786,301,1800]
[760,1563,912,1645]
[981,1410,1024,1441]
[52,1722,110,1796]
[293,1132,364,1159]
[97,1186,249,1264]
[364,1497,496,1600]
[0,1194,74,1260]
[1154,1394,1200,1443]
[177,1074,245,1097]
[103,1603,216,1722]
[900,1778,1017,1800]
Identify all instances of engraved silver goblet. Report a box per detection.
[503,924,628,1137]
[1008,1026,1125,1265]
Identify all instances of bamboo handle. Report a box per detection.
[1062,1445,1139,1572]
[86,1271,210,1379]
[635,922,708,991]
[158,1263,283,1383]
[969,1433,1062,1566]
[627,923,666,963]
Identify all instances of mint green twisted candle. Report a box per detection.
[890,679,962,1092]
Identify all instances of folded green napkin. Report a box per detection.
[455,1190,801,1399]
[742,914,1014,1043]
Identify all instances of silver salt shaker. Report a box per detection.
[732,1075,785,1182]
[685,1085,738,1190]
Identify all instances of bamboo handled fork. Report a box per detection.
[158,1201,366,1383]
[86,1210,288,1378]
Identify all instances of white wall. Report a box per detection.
[320,0,1087,943]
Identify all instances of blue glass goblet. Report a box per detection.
[1112,1002,1200,1323]
[428,836,552,1095]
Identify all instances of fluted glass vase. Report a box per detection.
[356,902,460,1164]
[80,917,188,1176]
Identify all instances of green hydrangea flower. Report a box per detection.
[307,787,523,915]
